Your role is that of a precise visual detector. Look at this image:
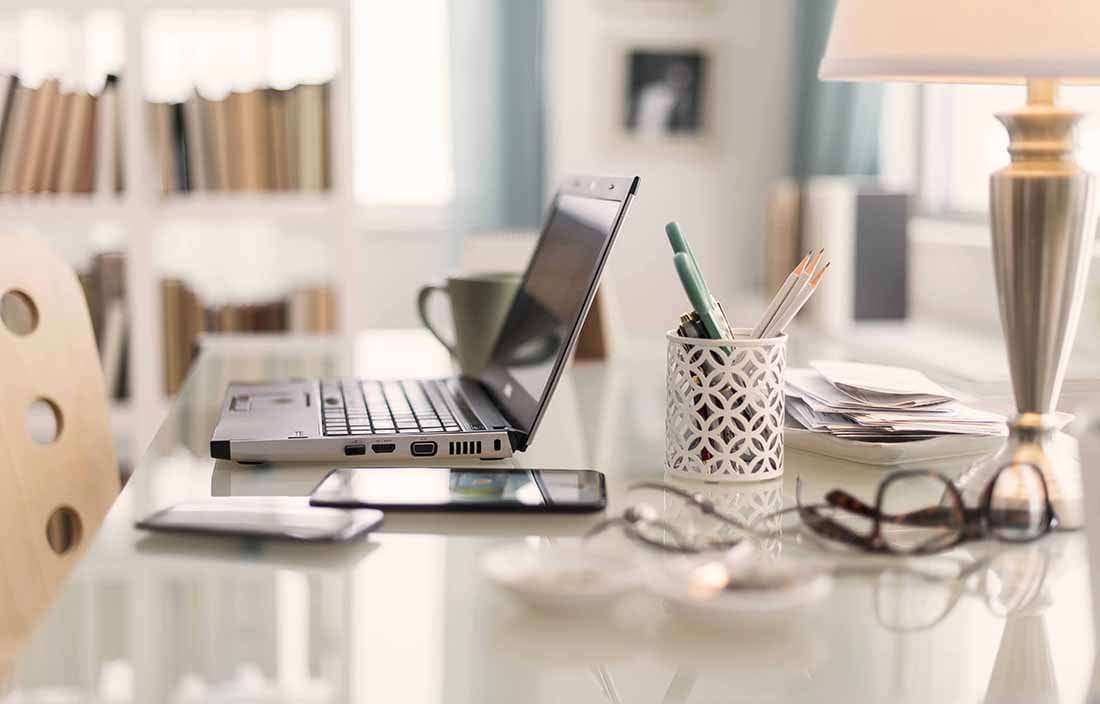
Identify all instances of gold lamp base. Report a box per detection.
[957,413,1083,528]
[954,79,1097,529]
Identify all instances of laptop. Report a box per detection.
[210,175,639,463]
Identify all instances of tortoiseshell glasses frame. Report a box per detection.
[795,463,1057,555]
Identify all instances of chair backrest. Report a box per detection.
[0,232,119,663]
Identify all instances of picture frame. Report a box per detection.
[610,41,717,151]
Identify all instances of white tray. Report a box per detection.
[784,426,1005,466]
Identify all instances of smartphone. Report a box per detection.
[310,467,607,513]
[136,498,384,543]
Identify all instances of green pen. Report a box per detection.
[666,222,734,339]
[674,252,727,340]
[665,221,699,270]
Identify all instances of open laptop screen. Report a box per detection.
[479,176,636,446]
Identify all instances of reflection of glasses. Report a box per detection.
[795,463,1057,555]
[873,548,1050,632]
[587,480,771,553]
[630,481,755,532]
[585,502,743,553]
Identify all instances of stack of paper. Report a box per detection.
[785,361,1005,442]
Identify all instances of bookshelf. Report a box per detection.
[1,1,359,467]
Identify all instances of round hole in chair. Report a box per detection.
[45,506,82,555]
[26,398,63,445]
[1,289,38,336]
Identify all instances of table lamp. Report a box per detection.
[819,0,1100,528]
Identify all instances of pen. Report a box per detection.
[666,222,734,339]
[665,221,700,271]
[674,252,727,340]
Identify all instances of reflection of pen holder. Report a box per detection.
[661,477,785,556]
[666,329,786,482]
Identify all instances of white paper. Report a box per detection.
[810,360,954,406]
[785,366,1005,441]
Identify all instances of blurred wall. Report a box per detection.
[545,0,799,342]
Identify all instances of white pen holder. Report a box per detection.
[666,329,787,482]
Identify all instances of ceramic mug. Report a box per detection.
[417,272,521,375]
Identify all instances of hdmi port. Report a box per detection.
[371,442,396,454]
[411,441,437,457]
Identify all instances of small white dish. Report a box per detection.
[480,541,642,613]
[648,550,832,629]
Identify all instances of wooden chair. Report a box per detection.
[0,232,120,665]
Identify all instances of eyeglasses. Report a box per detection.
[586,480,774,553]
[585,501,744,553]
[795,462,1056,555]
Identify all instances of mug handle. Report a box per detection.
[416,284,457,357]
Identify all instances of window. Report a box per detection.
[882,83,1100,217]
[354,0,455,207]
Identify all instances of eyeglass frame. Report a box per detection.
[795,463,1057,556]
[585,501,744,553]
[585,480,772,553]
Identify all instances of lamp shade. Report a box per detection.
[819,0,1100,84]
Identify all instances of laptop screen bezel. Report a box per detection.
[475,175,638,449]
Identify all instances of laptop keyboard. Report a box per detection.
[320,379,462,436]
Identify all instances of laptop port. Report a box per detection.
[411,441,437,457]
[371,442,396,454]
[344,444,366,456]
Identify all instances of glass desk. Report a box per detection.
[2,330,1096,704]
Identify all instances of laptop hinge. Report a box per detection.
[507,428,529,452]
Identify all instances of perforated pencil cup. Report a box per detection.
[666,329,787,482]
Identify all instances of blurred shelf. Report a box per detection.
[0,197,127,222]
[1,0,343,10]
[154,192,343,221]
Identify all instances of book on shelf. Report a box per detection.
[78,251,129,401]
[75,92,98,194]
[231,88,268,191]
[100,300,127,402]
[0,75,16,161]
[267,87,292,190]
[181,92,208,192]
[95,75,121,197]
[19,78,59,193]
[290,285,337,333]
[295,82,328,192]
[40,90,70,192]
[206,97,232,190]
[148,80,332,195]
[57,91,95,193]
[0,75,121,196]
[149,101,175,194]
[0,82,33,192]
[161,278,338,394]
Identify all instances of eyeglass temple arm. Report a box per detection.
[797,502,872,547]
[630,480,751,531]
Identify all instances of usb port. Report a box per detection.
[371,442,396,454]
[411,441,437,457]
[343,444,366,456]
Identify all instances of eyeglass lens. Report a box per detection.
[988,463,1049,541]
[878,473,964,554]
